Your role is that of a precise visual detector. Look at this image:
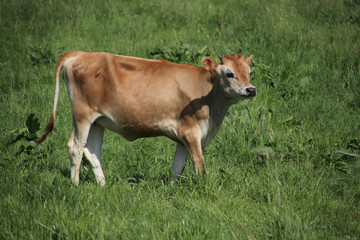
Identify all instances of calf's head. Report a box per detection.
[202,54,256,99]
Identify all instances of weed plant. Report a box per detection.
[1,0,360,239]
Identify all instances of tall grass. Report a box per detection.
[1,0,360,239]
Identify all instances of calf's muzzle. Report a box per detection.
[246,86,257,97]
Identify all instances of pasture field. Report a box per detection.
[1,0,360,239]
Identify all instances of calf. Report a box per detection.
[36,51,256,185]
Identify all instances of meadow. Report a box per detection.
[1,0,360,239]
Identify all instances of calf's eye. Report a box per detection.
[226,72,234,78]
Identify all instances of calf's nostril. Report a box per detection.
[246,87,257,96]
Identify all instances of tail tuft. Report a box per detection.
[36,115,55,145]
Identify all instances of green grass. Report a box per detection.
[1,0,360,239]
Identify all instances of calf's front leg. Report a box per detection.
[184,133,206,178]
[172,143,189,180]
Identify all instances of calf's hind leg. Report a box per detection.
[67,121,91,185]
[83,123,106,185]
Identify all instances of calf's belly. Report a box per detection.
[95,116,180,142]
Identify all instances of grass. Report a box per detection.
[1,0,360,239]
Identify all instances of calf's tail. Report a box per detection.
[36,56,65,145]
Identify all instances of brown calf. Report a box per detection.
[37,51,256,185]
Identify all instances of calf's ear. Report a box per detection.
[202,57,218,70]
[245,55,253,66]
